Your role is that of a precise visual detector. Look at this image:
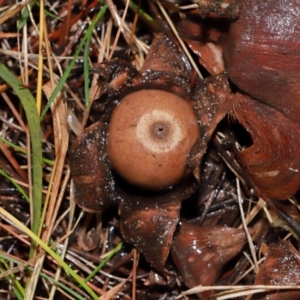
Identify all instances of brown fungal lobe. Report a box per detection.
[70,121,115,212]
[106,89,200,191]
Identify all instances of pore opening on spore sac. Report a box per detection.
[151,122,169,139]
[136,110,182,153]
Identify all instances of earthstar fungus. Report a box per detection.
[70,33,232,273]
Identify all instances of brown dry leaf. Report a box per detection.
[253,240,300,300]
[230,93,300,200]
[171,222,251,297]
[223,0,300,125]
[42,81,69,233]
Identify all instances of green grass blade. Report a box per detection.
[129,0,154,22]
[0,63,43,252]
[83,4,108,106]
[40,4,108,121]
[0,137,54,166]
[0,259,25,299]
[0,253,89,300]
[84,40,91,106]
[0,168,30,202]
[36,270,87,300]
[85,242,122,282]
[18,5,30,31]
[17,1,36,31]
[0,207,100,300]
